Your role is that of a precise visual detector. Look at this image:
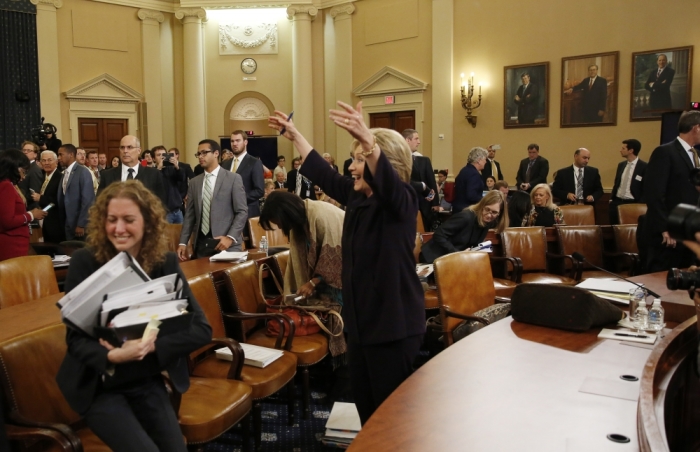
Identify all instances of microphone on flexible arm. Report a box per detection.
[571,252,661,298]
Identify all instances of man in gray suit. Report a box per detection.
[177,139,248,260]
[57,144,95,240]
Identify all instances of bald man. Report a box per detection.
[552,148,603,204]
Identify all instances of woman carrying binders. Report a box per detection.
[56,180,211,451]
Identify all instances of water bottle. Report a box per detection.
[648,298,665,332]
[634,300,649,331]
[259,235,268,256]
[628,288,646,323]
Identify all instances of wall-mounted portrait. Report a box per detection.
[630,46,693,121]
[504,62,549,128]
[561,51,619,127]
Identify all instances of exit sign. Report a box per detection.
[384,95,395,104]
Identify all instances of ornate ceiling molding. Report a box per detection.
[286,4,317,20]
[330,2,354,18]
[175,7,207,21]
[137,8,165,22]
[30,0,63,9]
[219,22,278,55]
[65,73,143,104]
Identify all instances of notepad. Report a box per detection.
[209,251,248,262]
[598,328,657,344]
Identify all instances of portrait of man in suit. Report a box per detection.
[56,144,95,240]
[564,64,608,123]
[514,72,539,124]
[645,54,675,110]
[504,62,549,128]
[221,130,265,218]
[515,144,549,192]
[609,139,647,224]
[631,47,692,120]
[178,139,247,260]
[552,148,604,204]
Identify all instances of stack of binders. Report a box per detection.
[322,402,362,449]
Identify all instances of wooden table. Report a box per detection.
[0,293,63,344]
[629,272,695,324]
[179,256,244,280]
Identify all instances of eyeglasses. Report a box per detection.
[194,150,213,158]
[119,145,140,151]
[483,207,500,217]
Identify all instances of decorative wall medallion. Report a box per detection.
[241,58,257,74]
[230,98,270,120]
[219,21,278,55]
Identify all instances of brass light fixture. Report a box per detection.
[460,72,482,127]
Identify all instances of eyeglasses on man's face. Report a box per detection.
[195,150,213,158]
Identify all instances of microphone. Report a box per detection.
[571,252,660,298]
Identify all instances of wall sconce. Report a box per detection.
[460,72,482,128]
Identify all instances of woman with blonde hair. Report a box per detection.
[522,183,564,226]
[420,190,508,263]
[56,180,211,451]
[269,101,424,425]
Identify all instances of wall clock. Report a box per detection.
[241,58,257,74]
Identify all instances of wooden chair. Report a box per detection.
[187,273,297,449]
[217,260,329,419]
[247,217,288,250]
[617,203,646,225]
[555,225,634,281]
[416,211,425,234]
[0,255,59,309]
[433,252,511,347]
[165,223,183,252]
[272,249,289,277]
[559,204,595,225]
[612,224,640,275]
[500,227,577,285]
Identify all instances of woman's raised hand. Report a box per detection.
[329,101,374,153]
[269,110,300,142]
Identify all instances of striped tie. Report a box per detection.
[576,168,583,200]
[40,174,50,195]
[201,173,213,235]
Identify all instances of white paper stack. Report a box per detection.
[576,278,643,304]
[52,255,71,267]
[216,343,284,368]
[322,402,361,449]
[209,251,248,262]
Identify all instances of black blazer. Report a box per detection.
[515,156,549,191]
[571,76,607,122]
[19,160,44,209]
[98,165,167,207]
[301,150,425,346]
[420,209,488,264]
[342,158,352,177]
[644,139,699,237]
[286,168,314,199]
[56,250,212,415]
[452,163,484,212]
[221,154,265,217]
[551,165,604,203]
[411,155,439,221]
[515,83,539,124]
[645,66,675,110]
[482,159,503,184]
[37,170,65,244]
[611,159,648,201]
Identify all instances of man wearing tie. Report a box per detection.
[275,171,287,189]
[609,139,647,224]
[86,150,101,194]
[516,144,549,192]
[30,151,65,244]
[645,54,675,110]
[403,129,438,230]
[643,110,700,272]
[552,148,603,205]
[57,144,95,240]
[221,130,265,217]
[564,64,608,123]
[482,144,503,186]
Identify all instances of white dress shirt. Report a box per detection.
[121,163,140,181]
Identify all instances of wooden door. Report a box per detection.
[369,110,415,133]
[78,118,128,163]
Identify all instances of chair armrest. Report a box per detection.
[7,412,80,451]
[489,255,522,283]
[222,311,296,351]
[604,250,639,275]
[546,252,583,281]
[442,307,491,326]
[5,423,77,451]
[494,296,511,304]
[191,337,245,380]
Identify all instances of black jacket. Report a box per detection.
[286,168,314,199]
[420,209,489,264]
[221,154,265,217]
[552,165,604,203]
[36,169,65,244]
[611,159,648,201]
[515,156,549,191]
[98,165,167,207]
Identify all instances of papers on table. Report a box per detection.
[469,240,492,253]
[209,251,248,262]
[322,402,361,449]
[52,255,71,267]
[216,343,284,368]
[576,278,644,304]
[416,264,433,278]
[597,328,657,345]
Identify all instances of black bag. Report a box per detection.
[511,283,624,332]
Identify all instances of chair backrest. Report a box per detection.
[617,203,647,225]
[500,226,547,272]
[613,224,638,254]
[443,181,455,203]
[272,250,289,279]
[164,223,183,253]
[558,204,595,225]
[187,273,226,338]
[0,323,81,426]
[248,217,288,249]
[434,252,495,343]
[0,255,59,309]
[413,233,422,264]
[556,225,604,268]
[221,260,267,335]
[416,211,425,234]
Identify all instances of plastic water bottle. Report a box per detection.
[648,298,665,332]
[259,235,268,256]
[634,300,649,331]
[628,288,646,322]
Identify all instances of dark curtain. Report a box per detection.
[0,8,40,150]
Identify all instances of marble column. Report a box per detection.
[138,9,165,149]
[175,8,207,157]
[30,0,63,135]
[431,0,454,172]
[287,5,317,143]
[331,3,355,157]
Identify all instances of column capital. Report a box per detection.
[30,0,63,9]
[330,3,355,19]
[286,5,318,20]
[175,8,206,22]
[138,9,164,23]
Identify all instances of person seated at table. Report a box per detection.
[485,176,497,191]
[521,183,564,227]
[56,180,212,452]
[420,190,508,264]
[260,179,275,211]
[507,190,530,228]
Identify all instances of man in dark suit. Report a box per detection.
[30,150,65,244]
[645,54,675,110]
[552,148,604,204]
[343,157,352,176]
[514,72,539,124]
[98,135,167,206]
[403,129,438,230]
[221,130,265,218]
[286,156,314,199]
[19,141,44,209]
[609,139,648,224]
[482,144,504,185]
[643,110,700,272]
[564,64,608,123]
[274,171,286,189]
[57,144,95,240]
[515,144,549,192]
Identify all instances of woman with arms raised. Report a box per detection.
[56,180,211,451]
[269,102,425,424]
[420,190,508,264]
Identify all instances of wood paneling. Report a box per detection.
[78,118,127,163]
[369,110,415,133]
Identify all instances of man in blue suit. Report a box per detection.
[221,130,265,217]
[57,144,95,240]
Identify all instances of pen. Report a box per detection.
[279,111,294,135]
[614,333,649,339]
